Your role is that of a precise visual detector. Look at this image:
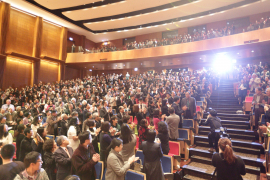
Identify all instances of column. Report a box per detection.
[0,2,10,55]
[59,27,67,61]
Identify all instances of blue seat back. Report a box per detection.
[161,156,172,173]
[125,170,144,180]
[249,93,254,97]
[261,115,266,125]
[95,161,103,179]
[46,135,54,139]
[197,101,203,106]
[112,109,117,115]
[102,168,106,180]
[178,129,188,139]
[55,136,59,144]
[135,150,144,165]
[200,97,205,102]
[182,119,194,129]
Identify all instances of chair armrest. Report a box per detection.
[176,138,190,145]
[164,173,174,180]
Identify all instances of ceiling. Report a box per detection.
[2,0,270,42]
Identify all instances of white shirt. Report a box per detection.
[0,133,13,145]
[67,126,79,151]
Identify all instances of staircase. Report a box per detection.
[182,79,264,180]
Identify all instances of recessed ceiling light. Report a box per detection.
[237,53,239,54]
[123,65,125,66]
[116,65,117,66]
[200,58,202,59]
[159,62,161,63]
[93,66,94,67]
[251,50,254,52]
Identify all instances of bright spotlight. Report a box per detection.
[213,54,232,73]
[232,59,236,63]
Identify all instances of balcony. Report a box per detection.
[66,28,270,64]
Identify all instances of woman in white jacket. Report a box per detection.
[67,117,80,151]
[0,124,13,145]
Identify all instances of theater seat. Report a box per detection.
[244,96,253,112]
[177,129,190,160]
[95,161,104,180]
[130,116,133,123]
[134,116,138,125]
[135,150,144,165]
[46,135,54,139]
[161,155,173,173]
[125,170,146,180]
[168,141,180,156]
[136,136,139,150]
[182,119,195,145]
[102,168,106,180]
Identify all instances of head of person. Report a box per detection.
[86,112,92,119]
[0,144,15,160]
[101,121,111,133]
[146,129,156,142]
[24,112,30,118]
[162,99,167,107]
[71,111,78,118]
[140,119,148,128]
[32,116,41,126]
[92,113,99,121]
[37,127,47,139]
[79,131,92,146]
[120,124,133,144]
[133,104,139,113]
[123,115,130,124]
[185,91,190,98]
[158,121,168,134]
[107,138,123,152]
[110,116,118,125]
[0,116,6,124]
[0,124,8,138]
[119,106,124,113]
[57,135,70,147]
[68,117,79,127]
[209,109,217,117]
[174,96,180,103]
[218,137,236,164]
[266,88,270,97]
[17,124,25,134]
[43,139,56,153]
[24,128,33,138]
[255,87,262,95]
[6,99,11,105]
[64,175,80,180]
[24,152,43,172]
[168,107,175,115]
[153,108,160,117]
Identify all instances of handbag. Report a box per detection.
[134,159,142,172]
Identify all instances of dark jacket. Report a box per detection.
[44,151,56,180]
[157,133,170,155]
[71,144,97,180]
[60,120,68,136]
[54,146,74,180]
[172,102,184,128]
[202,116,222,132]
[19,137,33,161]
[212,153,246,180]
[99,107,112,122]
[16,134,25,160]
[142,141,165,180]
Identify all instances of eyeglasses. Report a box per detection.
[36,160,43,163]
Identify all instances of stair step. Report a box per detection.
[182,162,215,179]
[195,141,261,155]
[183,174,208,180]
[199,126,255,136]
[199,131,255,141]
[190,155,260,176]
[189,146,264,167]
[201,119,249,125]
[194,135,262,149]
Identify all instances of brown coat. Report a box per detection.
[252,94,265,112]
[46,115,58,135]
[71,144,97,180]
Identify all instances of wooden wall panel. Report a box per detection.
[6,9,35,56]
[39,60,59,84]
[85,38,97,50]
[2,56,32,89]
[41,22,62,60]
[0,2,10,55]
[65,66,80,80]
[136,32,162,42]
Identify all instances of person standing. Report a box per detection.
[71,131,100,180]
[172,96,187,128]
[19,128,33,162]
[252,87,265,130]
[212,137,246,180]
[166,107,180,141]
[46,110,61,137]
[181,92,196,119]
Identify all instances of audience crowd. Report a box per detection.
[85,16,270,53]
[0,68,218,180]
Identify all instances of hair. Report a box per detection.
[123,115,130,123]
[85,120,95,127]
[256,87,262,92]
[133,104,139,113]
[71,112,78,117]
[111,116,117,121]
[1,144,15,159]
[37,127,46,140]
[32,116,39,126]
[107,138,123,151]
[218,137,236,165]
[79,131,91,144]
[174,96,180,102]
[68,117,78,128]
[64,175,80,180]
[24,128,32,136]
[86,112,92,119]
[24,151,41,168]
[162,99,167,107]
[153,108,160,117]
[168,107,175,114]
[120,124,133,144]
[158,121,169,134]
[146,129,156,142]
[57,135,67,146]
[140,119,148,127]
[43,139,54,152]
[101,121,111,132]
[24,112,30,117]
[17,124,25,134]
[0,124,8,138]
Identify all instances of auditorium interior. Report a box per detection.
[1,0,270,179]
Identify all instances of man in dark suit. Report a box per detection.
[71,131,100,180]
[117,106,125,125]
[55,135,74,180]
[116,94,125,112]
[60,114,69,136]
[46,110,61,136]
[172,96,187,128]
[181,92,196,119]
[252,87,265,130]
[127,94,135,117]
[99,101,113,122]
[19,128,33,162]
[31,102,41,117]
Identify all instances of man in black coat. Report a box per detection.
[60,114,69,136]
[19,128,33,162]
[116,94,125,113]
[172,96,187,128]
[202,109,222,152]
[54,135,74,180]
[117,106,125,125]
[99,101,113,122]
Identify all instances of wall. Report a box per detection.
[39,60,59,83]
[6,9,35,56]
[65,66,81,80]
[2,56,32,89]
